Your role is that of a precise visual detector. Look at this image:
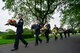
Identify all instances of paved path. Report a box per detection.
[0,34,80,53]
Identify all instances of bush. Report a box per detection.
[2,35,16,39]
[0,32,6,36]
[2,28,34,39]
[2,34,34,39]
[22,28,34,38]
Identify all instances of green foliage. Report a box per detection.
[0,39,14,45]
[59,0,80,30]
[1,29,16,39]
[2,35,16,39]
[0,32,7,36]
[1,28,34,39]
[3,0,14,10]
[2,0,61,24]
[6,29,15,35]
[3,0,80,29]
[22,28,34,38]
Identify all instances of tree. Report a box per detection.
[59,0,80,29]
[3,0,61,25]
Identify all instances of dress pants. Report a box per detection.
[14,33,28,49]
[35,33,42,45]
[45,33,49,43]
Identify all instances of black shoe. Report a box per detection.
[25,43,28,48]
[11,49,18,51]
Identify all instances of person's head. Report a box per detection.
[54,25,56,27]
[35,20,40,23]
[18,13,23,19]
[45,21,48,24]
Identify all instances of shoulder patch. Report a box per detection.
[20,20,23,22]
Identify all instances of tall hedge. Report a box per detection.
[2,28,34,39]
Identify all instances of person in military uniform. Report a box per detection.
[44,21,51,43]
[58,27,64,39]
[11,14,28,51]
[31,20,42,46]
[63,28,67,38]
[52,25,58,41]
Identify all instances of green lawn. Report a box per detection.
[0,38,35,45]
[0,39,15,45]
[0,33,74,45]
[0,36,47,45]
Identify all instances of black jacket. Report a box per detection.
[15,18,24,34]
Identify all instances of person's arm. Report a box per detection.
[48,24,51,29]
[15,19,23,27]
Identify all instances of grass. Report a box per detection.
[0,38,35,45]
[0,33,75,45]
[0,39,14,45]
[0,36,46,45]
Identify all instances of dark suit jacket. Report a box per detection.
[31,23,41,34]
[15,18,24,34]
[34,23,41,34]
[45,24,51,33]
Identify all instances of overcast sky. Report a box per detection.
[0,0,62,32]
[0,0,16,32]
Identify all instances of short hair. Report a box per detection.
[54,25,56,26]
[18,13,23,16]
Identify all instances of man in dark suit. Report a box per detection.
[58,27,63,39]
[32,20,42,46]
[44,21,51,43]
[11,14,28,51]
[67,29,71,37]
[63,28,67,38]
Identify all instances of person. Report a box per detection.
[11,14,28,51]
[52,25,58,41]
[31,20,42,46]
[44,21,51,43]
[67,28,70,37]
[63,28,67,38]
[58,27,64,39]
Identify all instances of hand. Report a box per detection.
[10,24,15,26]
[5,23,9,25]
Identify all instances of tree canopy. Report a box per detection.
[3,0,62,25]
[59,0,80,29]
[2,0,80,30]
